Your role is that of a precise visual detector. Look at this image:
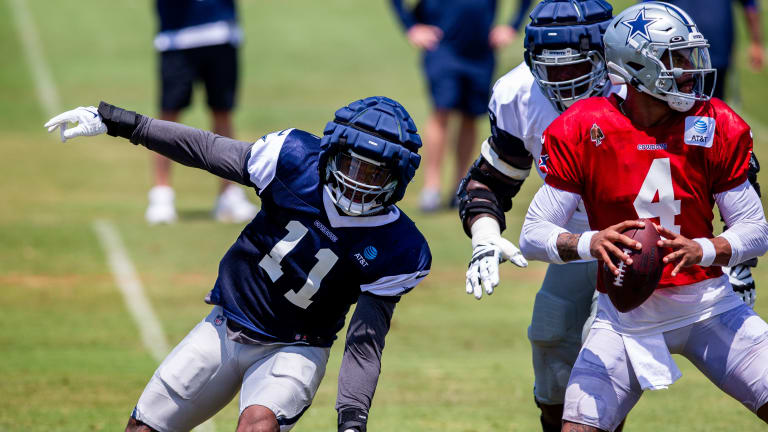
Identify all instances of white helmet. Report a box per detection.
[603,2,716,112]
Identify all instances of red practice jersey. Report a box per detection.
[540,95,753,288]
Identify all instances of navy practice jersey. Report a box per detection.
[205,129,432,347]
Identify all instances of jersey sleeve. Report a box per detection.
[246,129,293,194]
[360,234,431,297]
[541,114,585,194]
[488,74,529,155]
[710,115,753,194]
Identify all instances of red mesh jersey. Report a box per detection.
[541,95,752,288]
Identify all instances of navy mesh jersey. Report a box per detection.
[206,129,431,347]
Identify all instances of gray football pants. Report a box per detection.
[528,261,598,405]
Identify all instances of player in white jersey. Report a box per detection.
[457,1,617,430]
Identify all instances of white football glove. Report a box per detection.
[44,106,107,142]
[725,261,757,308]
[465,217,527,300]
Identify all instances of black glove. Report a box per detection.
[338,408,367,432]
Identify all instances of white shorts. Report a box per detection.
[131,307,330,432]
[563,304,768,431]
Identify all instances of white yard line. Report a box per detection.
[93,220,215,432]
[7,0,60,117]
[93,220,170,362]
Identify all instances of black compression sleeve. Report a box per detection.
[335,294,397,415]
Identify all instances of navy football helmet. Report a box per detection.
[320,96,422,216]
[524,0,613,112]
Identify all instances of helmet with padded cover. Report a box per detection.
[524,0,614,113]
[319,96,422,216]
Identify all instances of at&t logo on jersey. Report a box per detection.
[684,116,716,148]
[363,246,378,260]
[354,245,378,268]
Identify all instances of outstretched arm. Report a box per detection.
[45,103,255,186]
[335,293,398,432]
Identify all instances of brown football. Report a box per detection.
[600,219,664,313]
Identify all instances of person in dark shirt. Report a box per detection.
[149,0,259,225]
[45,97,431,432]
[390,0,520,211]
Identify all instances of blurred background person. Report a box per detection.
[390,0,521,212]
[148,0,258,224]
[643,0,764,100]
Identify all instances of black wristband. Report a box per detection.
[97,101,142,141]
[338,408,368,432]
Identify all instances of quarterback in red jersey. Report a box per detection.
[520,2,768,431]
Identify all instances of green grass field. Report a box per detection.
[2,0,768,430]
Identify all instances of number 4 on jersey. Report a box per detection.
[633,158,681,234]
[258,220,339,309]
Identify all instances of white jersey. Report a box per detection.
[488,62,624,234]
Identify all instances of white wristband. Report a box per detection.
[578,231,597,261]
[694,238,716,267]
[470,216,502,248]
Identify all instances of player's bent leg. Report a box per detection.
[563,328,642,432]
[240,344,331,431]
[529,262,597,427]
[132,307,241,432]
[237,405,279,432]
[675,303,768,420]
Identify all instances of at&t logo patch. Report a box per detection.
[363,246,378,260]
[684,116,716,148]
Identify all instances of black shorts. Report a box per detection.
[159,43,239,112]
[423,49,494,116]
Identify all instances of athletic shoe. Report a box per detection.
[214,185,259,223]
[145,185,178,225]
[419,188,442,213]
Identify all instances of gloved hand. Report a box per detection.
[44,106,107,142]
[466,216,527,300]
[725,258,757,308]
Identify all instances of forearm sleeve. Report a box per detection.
[520,184,580,264]
[715,180,768,266]
[131,116,254,186]
[335,293,397,412]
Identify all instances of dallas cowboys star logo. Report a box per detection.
[622,9,657,44]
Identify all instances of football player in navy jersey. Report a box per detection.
[45,96,431,432]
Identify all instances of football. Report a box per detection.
[600,219,664,313]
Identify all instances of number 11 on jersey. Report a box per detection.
[258,220,339,309]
